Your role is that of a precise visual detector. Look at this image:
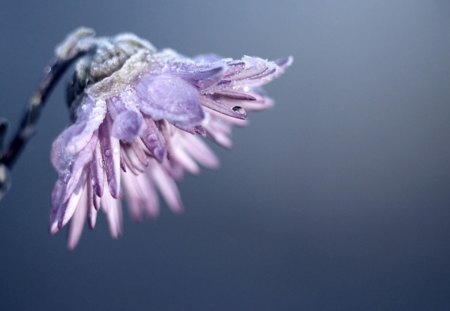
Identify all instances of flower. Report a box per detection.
[49,29,292,249]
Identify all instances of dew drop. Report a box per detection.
[0,164,11,202]
[153,146,166,162]
[232,106,246,117]
[146,134,156,143]
[62,169,72,184]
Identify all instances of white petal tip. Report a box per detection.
[50,224,59,235]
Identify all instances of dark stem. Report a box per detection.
[0,27,96,202]
[0,119,8,154]
[0,50,91,202]
[0,54,87,168]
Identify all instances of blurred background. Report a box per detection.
[1,0,450,310]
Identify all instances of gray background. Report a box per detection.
[1,0,450,310]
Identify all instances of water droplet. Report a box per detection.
[146,134,156,143]
[232,106,246,115]
[0,164,11,202]
[153,146,166,162]
[62,169,72,183]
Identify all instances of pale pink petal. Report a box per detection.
[60,174,86,229]
[179,134,219,169]
[122,172,143,220]
[202,114,233,148]
[107,205,122,238]
[67,186,88,250]
[93,192,101,211]
[172,147,200,174]
[102,190,122,238]
[50,172,86,234]
[63,135,97,202]
[88,199,98,229]
[204,107,249,127]
[151,164,182,213]
[121,147,144,174]
[137,173,159,218]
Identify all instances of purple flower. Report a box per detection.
[49,30,292,249]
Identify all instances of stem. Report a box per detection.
[0,119,7,154]
[0,56,83,202]
[0,56,84,168]
[0,27,96,201]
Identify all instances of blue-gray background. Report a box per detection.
[1,1,450,310]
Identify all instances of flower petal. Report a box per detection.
[135,74,204,128]
[123,170,159,220]
[112,110,144,142]
[178,133,219,169]
[63,135,97,203]
[49,172,86,234]
[67,186,88,250]
[171,143,200,175]
[99,118,121,198]
[65,96,107,154]
[177,65,224,90]
[108,96,145,142]
[101,189,122,238]
[151,163,183,213]
[47,29,291,248]
[88,194,98,229]
[193,54,222,63]
[208,56,292,92]
[140,118,167,162]
[91,142,104,197]
[201,96,247,120]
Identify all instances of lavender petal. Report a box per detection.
[140,118,167,162]
[65,96,107,154]
[67,186,88,250]
[62,135,97,203]
[111,110,144,142]
[91,142,104,197]
[99,118,121,198]
[201,97,247,120]
[135,74,205,128]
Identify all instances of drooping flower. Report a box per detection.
[49,28,292,249]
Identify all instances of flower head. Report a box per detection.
[50,28,292,249]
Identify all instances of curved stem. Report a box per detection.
[0,56,83,202]
[0,56,83,168]
[0,118,7,154]
[0,27,96,201]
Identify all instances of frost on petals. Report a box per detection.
[49,28,292,249]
